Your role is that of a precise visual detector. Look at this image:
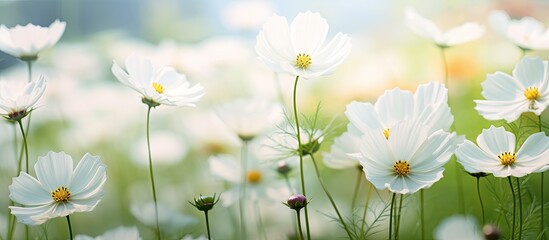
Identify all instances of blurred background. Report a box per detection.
[0,0,549,239]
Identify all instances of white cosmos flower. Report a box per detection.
[357,120,458,194]
[74,226,142,240]
[455,126,549,177]
[489,10,549,50]
[322,131,361,169]
[405,7,484,47]
[111,53,205,107]
[255,11,352,79]
[475,57,549,123]
[215,98,283,140]
[0,75,46,120]
[434,215,483,240]
[9,151,107,225]
[208,154,288,206]
[0,19,66,59]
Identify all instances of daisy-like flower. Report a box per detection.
[434,215,483,240]
[208,154,288,206]
[215,98,283,141]
[357,120,458,194]
[455,126,549,177]
[405,7,485,48]
[255,11,352,79]
[0,76,46,121]
[111,53,205,107]
[475,57,549,122]
[489,10,549,51]
[0,19,66,60]
[8,151,107,225]
[74,226,142,240]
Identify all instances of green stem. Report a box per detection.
[66,215,73,240]
[395,194,403,239]
[389,193,396,240]
[25,60,32,83]
[239,141,248,239]
[255,201,267,240]
[7,125,19,240]
[508,176,516,240]
[420,189,425,240]
[204,211,211,240]
[296,210,305,240]
[516,178,522,240]
[17,120,29,174]
[359,184,373,240]
[476,177,485,225]
[351,168,363,211]
[539,115,545,238]
[310,155,353,238]
[292,75,310,240]
[146,106,161,240]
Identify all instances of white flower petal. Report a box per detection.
[345,101,384,133]
[9,172,51,206]
[513,57,545,87]
[442,22,485,46]
[70,153,107,199]
[455,140,501,174]
[9,203,56,225]
[35,151,73,191]
[374,88,414,126]
[290,11,328,54]
[208,154,241,183]
[476,126,515,157]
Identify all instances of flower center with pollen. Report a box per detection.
[524,86,540,101]
[247,170,262,184]
[498,151,516,166]
[296,54,312,69]
[393,160,410,176]
[383,128,390,140]
[51,186,71,202]
[152,82,164,94]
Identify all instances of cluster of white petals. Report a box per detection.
[490,10,549,50]
[0,75,46,119]
[0,19,66,59]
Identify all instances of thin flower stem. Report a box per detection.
[395,194,403,239]
[7,125,19,240]
[508,176,516,240]
[539,115,545,238]
[476,177,485,225]
[351,168,363,211]
[146,106,161,240]
[420,189,425,240]
[296,210,305,240]
[359,184,373,240]
[17,120,29,174]
[284,175,294,194]
[239,141,248,239]
[204,211,212,240]
[26,60,32,83]
[516,178,522,239]
[292,75,311,240]
[255,201,267,240]
[389,193,396,240]
[309,155,353,238]
[66,215,73,240]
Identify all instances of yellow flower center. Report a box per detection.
[393,160,410,176]
[51,186,71,202]
[498,151,516,166]
[524,86,540,101]
[247,170,262,184]
[296,54,312,69]
[152,82,164,94]
[383,128,390,140]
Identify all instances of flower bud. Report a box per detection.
[482,224,501,240]
[189,194,220,212]
[277,160,292,176]
[284,194,308,211]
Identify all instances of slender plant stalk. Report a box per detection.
[25,60,32,83]
[539,115,545,238]
[389,193,396,240]
[420,189,425,240]
[395,194,403,239]
[309,155,353,238]
[516,178,522,239]
[66,215,73,240]
[145,106,161,240]
[17,120,29,174]
[351,168,363,211]
[476,177,485,225]
[359,184,373,240]
[508,177,516,240]
[204,211,212,240]
[239,141,248,239]
[255,202,267,240]
[292,75,310,240]
[296,210,305,240]
[7,125,20,240]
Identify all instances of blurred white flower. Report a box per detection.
[74,226,142,240]
[131,202,197,233]
[112,53,205,107]
[255,11,352,79]
[215,98,283,140]
[0,75,46,121]
[357,120,458,194]
[181,235,208,240]
[475,57,549,122]
[208,154,288,206]
[130,131,188,166]
[0,19,66,59]
[405,7,484,47]
[222,0,274,30]
[322,131,361,169]
[9,151,107,225]
[455,126,549,177]
[489,10,549,50]
[434,215,483,240]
